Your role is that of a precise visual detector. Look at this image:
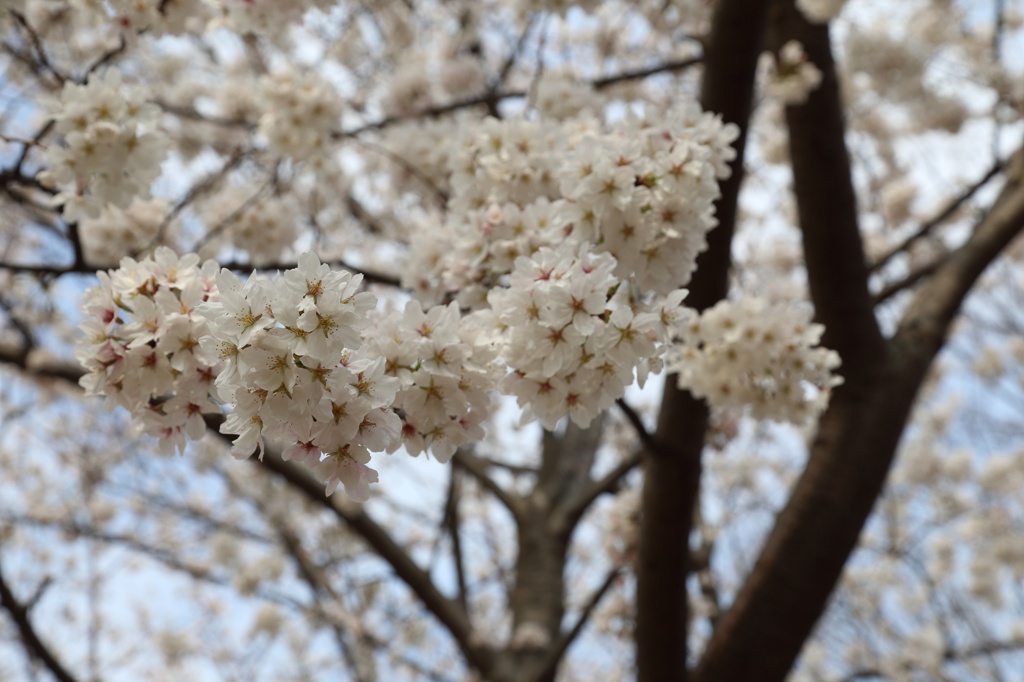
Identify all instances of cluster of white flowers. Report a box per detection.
[40,69,169,222]
[76,249,404,501]
[77,248,221,455]
[486,244,689,429]
[214,0,334,37]
[198,189,301,267]
[406,107,738,304]
[556,109,731,294]
[196,253,397,501]
[362,301,499,461]
[668,297,842,426]
[79,197,167,266]
[764,41,823,106]
[258,71,344,162]
[105,0,210,35]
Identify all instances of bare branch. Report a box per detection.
[0,255,401,288]
[334,54,703,139]
[896,151,1024,354]
[452,448,525,521]
[442,468,470,612]
[873,253,948,305]
[561,450,642,523]
[252,450,495,676]
[615,398,664,457]
[870,159,1005,274]
[538,567,623,680]
[78,36,127,83]
[0,552,86,682]
[9,11,67,85]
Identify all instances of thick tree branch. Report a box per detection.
[694,100,1024,682]
[636,1,769,681]
[771,1,886,366]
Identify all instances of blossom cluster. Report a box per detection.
[258,70,344,162]
[486,244,689,429]
[362,301,499,461]
[77,248,222,454]
[79,197,168,266]
[40,69,169,222]
[764,41,823,106]
[404,106,738,306]
[668,297,842,426]
[76,249,400,501]
[195,253,400,503]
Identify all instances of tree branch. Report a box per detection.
[442,468,470,613]
[870,159,1005,274]
[537,567,623,680]
[452,448,525,522]
[0,256,401,288]
[771,0,886,367]
[333,54,703,139]
[561,450,642,525]
[694,92,1024,682]
[0,553,86,682]
[636,0,769,680]
[0,346,491,676]
[252,450,494,676]
[896,151,1024,356]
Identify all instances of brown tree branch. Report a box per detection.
[333,54,703,139]
[636,1,769,680]
[0,554,84,682]
[772,3,886,366]
[693,3,889,679]
[870,159,1005,274]
[896,152,1024,356]
[452,448,526,522]
[252,450,495,676]
[537,566,623,680]
[0,256,401,288]
[694,84,1024,682]
[873,253,948,305]
[442,468,470,613]
[0,347,491,677]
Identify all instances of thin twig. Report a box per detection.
[870,159,1005,274]
[538,567,623,679]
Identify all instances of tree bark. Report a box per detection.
[693,4,1024,678]
[636,1,770,680]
